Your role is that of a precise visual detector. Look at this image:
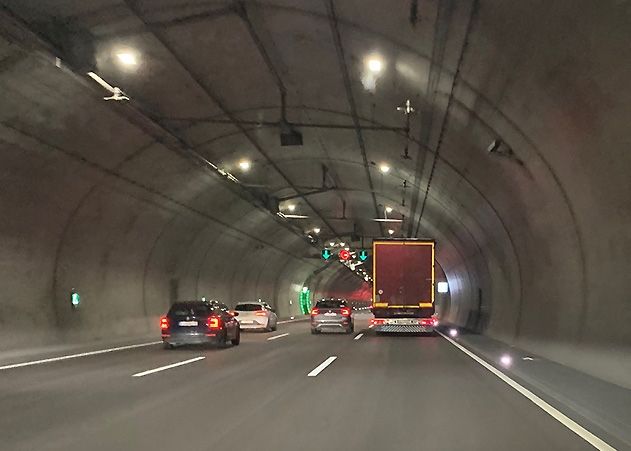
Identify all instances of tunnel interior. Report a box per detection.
[0,0,630,389]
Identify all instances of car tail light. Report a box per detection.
[370,318,385,325]
[311,308,320,316]
[160,316,169,330]
[207,316,222,330]
[419,318,434,326]
[228,311,236,316]
[340,308,351,316]
[255,310,267,316]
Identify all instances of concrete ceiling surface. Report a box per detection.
[0,0,629,387]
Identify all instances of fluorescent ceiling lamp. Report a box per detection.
[283,214,309,219]
[372,218,403,223]
[238,159,251,171]
[437,281,449,293]
[385,206,393,213]
[286,204,296,212]
[379,164,390,173]
[116,51,138,66]
[366,56,383,73]
[313,227,321,234]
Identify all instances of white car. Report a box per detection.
[234,302,278,332]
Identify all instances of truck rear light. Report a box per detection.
[207,316,222,330]
[160,316,169,330]
[419,318,434,326]
[310,308,320,316]
[255,311,267,316]
[340,308,351,316]
[370,318,385,325]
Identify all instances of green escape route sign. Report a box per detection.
[299,288,311,314]
[70,290,81,308]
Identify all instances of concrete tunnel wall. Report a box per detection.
[0,0,630,390]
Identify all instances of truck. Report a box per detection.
[370,239,438,333]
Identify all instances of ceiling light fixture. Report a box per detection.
[238,159,251,171]
[385,206,393,213]
[366,56,383,74]
[116,51,138,66]
[313,227,321,234]
[388,229,395,235]
[287,204,296,212]
[379,164,390,174]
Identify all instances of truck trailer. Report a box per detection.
[370,239,438,333]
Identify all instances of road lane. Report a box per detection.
[0,316,602,451]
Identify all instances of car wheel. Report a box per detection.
[163,342,175,350]
[217,331,228,348]
[231,329,241,346]
[271,321,277,331]
[311,328,319,334]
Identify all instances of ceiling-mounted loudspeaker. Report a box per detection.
[280,121,303,146]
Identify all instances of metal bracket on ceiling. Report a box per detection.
[397,99,416,159]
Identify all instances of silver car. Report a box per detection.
[235,302,278,332]
[311,298,354,334]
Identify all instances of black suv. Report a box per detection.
[161,300,240,348]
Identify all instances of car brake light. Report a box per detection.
[370,318,385,325]
[255,310,267,316]
[311,308,320,316]
[160,316,169,330]
[207,316,222,330]
[341,308,351,316]
[419,318,434,326]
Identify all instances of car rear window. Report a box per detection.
[169,302,213,316]
[316,300,346,309]
[235,303,264,311]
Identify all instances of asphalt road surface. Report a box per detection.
[0,315,598,451]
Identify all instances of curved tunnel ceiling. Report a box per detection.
[0,0,630,387]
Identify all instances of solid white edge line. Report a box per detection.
[267,333,290,341]
[437,331,616,451]
[0,341,162,371]
[132,356,206,377]
[354,333,364,341]
[307,356,337,377]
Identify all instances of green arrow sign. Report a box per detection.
[321,249,332,260]
[358,249,369,261]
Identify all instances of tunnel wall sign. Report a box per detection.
[70,289,81,308]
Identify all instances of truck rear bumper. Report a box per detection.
[372,324,435,333]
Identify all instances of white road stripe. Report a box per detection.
[354,333,364,341]
[0,341,162,371]
[132,356,205,377]
[307,356,337,377]
[267,333,290,341]
[438,332,616,451]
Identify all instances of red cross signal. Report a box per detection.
[339,249,351,261]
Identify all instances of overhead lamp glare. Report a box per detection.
[313,227,321,234]
[379,164,390,174]
[367,56,383,73]
[238,159,251,171]
[116,51,138,66]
